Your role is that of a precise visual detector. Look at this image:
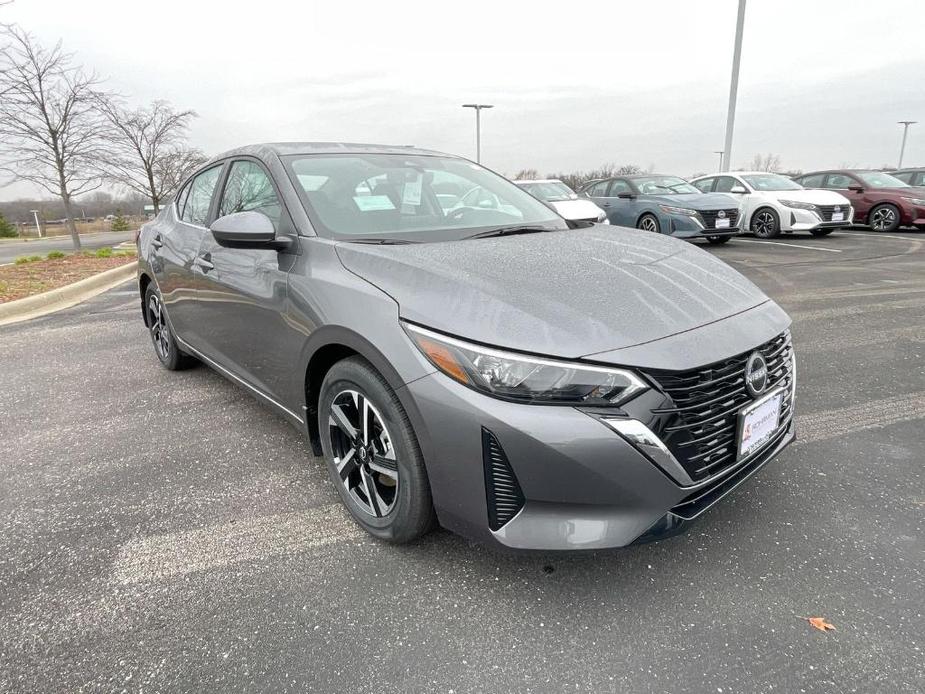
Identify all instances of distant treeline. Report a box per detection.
[0,191,149,225]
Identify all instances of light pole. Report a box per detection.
[897,121,916,169]
[721,0,747,171]
[30,209,42,238]
[462,103,493,163]
[714,151,725,172]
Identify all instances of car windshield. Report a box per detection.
[517,181,577,202]
[283,154,566,241]
[855,171,908,188]
[741,173,803,191]
[633,176,700,195]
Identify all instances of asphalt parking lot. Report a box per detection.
[1,229,923,693]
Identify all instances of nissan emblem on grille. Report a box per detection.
[718,210,726,218]
[744,351,768,398]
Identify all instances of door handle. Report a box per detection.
[195,253,214,272]
[602,202,611,207]
[152,235,163,249]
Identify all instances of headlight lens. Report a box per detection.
[658,205,697,216]
[404,323,648,406]
[902,196,925,206]
[779,200,819,212]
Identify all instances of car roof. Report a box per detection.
[211,142,452,161]
[514,179,563,184]
[798,169,880,176]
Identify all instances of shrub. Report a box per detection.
[14,256,31,265]
[110,215,130,232]
[47,250,65,259]
[95,246,113,258]
[27,255,42,262]
[0,212,16,238]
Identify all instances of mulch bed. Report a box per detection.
[0,253,136,303]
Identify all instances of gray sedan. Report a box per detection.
[137,143,795,551]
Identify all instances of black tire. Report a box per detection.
[318,356,435,543]
[751,207,781,238]
[637,213,661,233]
[868,203,901,232]
[809,228,834,237]
[706,235,732,245]
[144,284,196,370]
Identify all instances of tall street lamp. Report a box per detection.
[721,0,747,171]
[462,104,493,163]
[714,151,725,172]
[897,120,916,169]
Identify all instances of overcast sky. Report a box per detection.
[2,0,925,200]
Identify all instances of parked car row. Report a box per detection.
[514,167,925,241]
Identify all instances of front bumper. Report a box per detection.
[406,367,794,551]
[785,206,854,231]
[667,213,739,239]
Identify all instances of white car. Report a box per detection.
[690,171,852,238]
[515,179,609,224]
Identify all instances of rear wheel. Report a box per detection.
[809,228,834,237]
[868,204,901,232]
[319,357,435,543]
[144,284,195,370]
[706,235,732,245]
[637,214,661,233]
[751,208,781,238]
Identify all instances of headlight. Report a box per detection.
[902,196,925,206]
[658,205,697,216]
[596,211,610,224]
[779,200,819,212]
[404,323,648,406]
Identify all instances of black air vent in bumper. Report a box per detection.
[482,428,525,531]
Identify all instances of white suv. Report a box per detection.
[690,171,852,238]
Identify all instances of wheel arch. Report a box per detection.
[138,271,153,326]
[750,204,779,231]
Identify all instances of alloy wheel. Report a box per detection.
[147,293,170,360]
[870,206,897,231]
[753,210,776,237]
[327,389,399,517]
[640,216,659,232]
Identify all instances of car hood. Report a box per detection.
[548,198,604,220]
[335,227,771,361]
[643,192,739,209]
[759,189,850,204]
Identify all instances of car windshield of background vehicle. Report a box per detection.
[741,173,803,191]
[518,181,577,202]
[633,176,700,195]
[856,171,908,188]
[284,154,567,241]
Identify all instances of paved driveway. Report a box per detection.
[1,230,923,692]
[0,231,135,264]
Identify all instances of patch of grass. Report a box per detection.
[47,250,66,259]
[95,246,113,258]
[113,249,137,257]
[27,255,43,262]
[15,255,42,264]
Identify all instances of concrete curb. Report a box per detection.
[0,261,138,326]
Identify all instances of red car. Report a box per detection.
[794,169,925,232]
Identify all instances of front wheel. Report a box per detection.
[809,228,834,237]
[868,204,901,232]
[319,356,436,543]
[751,208,781,238]
[706,235,732,245]
[637,214,661,233]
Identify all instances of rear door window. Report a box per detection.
[181,166,222,226]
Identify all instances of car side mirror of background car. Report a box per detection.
[210,211,291,251]
[730,185,747,194]
[848,185,864,192]
[616,192,636,199]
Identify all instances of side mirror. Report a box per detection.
[730,185,747,194]
[847,185,864,193]
[616,192,636,199]
[210,211,291,250]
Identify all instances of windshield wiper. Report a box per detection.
[465,225,559,240]
[346,237,418,245]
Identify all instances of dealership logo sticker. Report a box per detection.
[744,351,768,398]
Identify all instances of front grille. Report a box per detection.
[699,208,740,229]
[645,332,794,483]
[482,428,525,531]
[816,205,849,222]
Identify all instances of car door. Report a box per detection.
[154,164,224,350]
[192,157,304,403]
[823,173,868,220]
[601,178,636,226]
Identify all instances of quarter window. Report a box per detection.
[219,160,282,229]
[181,166,222,226]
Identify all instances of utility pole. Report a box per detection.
[721,0,747,171]
[897,121,916,169]
[462,104,494,163]
[714,151,725,173]
[30,209,42,238]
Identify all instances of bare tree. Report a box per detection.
[748,153,782,172]
[511,168,539,180]
[0,26,109,250]
[99,99,205,214]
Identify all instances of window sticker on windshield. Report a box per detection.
[402,177,422,206]
[353,195,396,211]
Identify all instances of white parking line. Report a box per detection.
[795,391,925,444]
[736,239,842,253]
[112,503,365,584]
[839,231,923,241]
